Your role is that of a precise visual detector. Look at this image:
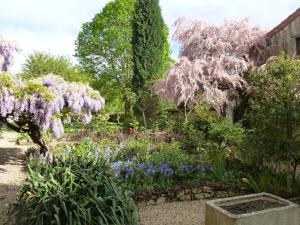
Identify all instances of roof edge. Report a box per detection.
[266,8,300,39]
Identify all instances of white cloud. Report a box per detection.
[0,0,299,73]
[3,28,76,73]
[0,0,108,73]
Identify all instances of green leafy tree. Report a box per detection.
[75,0,135,118]
[132,0,172,126]
[246,55,300,182]
[20,52,90,83]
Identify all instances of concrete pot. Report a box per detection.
[205,193,299,225]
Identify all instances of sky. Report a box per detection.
[0,0,299,74]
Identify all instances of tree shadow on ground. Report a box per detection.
[0,148,25,168]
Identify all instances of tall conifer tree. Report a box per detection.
[132,0,167,92]
[132,0,170,126]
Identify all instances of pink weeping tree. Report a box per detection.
[155,18,270,114]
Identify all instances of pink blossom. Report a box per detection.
[155,18,269,114]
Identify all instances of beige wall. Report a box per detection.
[270,16,300,56]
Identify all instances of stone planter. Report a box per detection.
[205,193,299,225]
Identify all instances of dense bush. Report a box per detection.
[177,105,245,165]
[245,55,300,181]
[10,156,139,225]
[179,120,204,152]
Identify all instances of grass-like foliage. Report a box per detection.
[10,156,139,225]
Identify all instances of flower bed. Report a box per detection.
[53,139,242,201]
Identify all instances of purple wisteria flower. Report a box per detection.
[0,37,19,71]
[0,74,105,139]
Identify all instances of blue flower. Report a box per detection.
[144,163,156,176]
[159,162,173,176]
[138,162,146,170]
[124,166,135,178]
[180,164,191,174]
[145,167,156,176]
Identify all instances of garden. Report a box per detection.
[1,0,300,225]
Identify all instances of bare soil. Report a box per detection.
[221,199,288,215]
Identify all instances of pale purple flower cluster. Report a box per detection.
[0,87,14,117]
[0,37,19,71]
[0,74,105,138]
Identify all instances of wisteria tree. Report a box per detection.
[0,73,105,154]
[155,18,270,114]
[0,37,104,155]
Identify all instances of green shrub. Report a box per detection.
[194,105,218,137]
[246,55,300,182]
[87,113,122,134]
[61,139,119,160]
[10,156,139,225]
[151,109,175,131]
[179,121,204,152]
[208,119,245,148]
[117,138,150,162]
[148,142,192,166]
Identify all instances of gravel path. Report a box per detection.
[0,131,29,225]
[139,199,300,225]
[0,132,27,185]
[139,200,205,225]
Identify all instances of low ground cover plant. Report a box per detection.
[10,155,139,225]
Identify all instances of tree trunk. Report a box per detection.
[124,95,134,121]
[0,117,49,155]
[142,110,147,129]
[28,123,49,155]
[292,159,299,185]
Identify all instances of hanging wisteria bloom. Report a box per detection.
[0,73,105,153]
[0,36,19,71]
